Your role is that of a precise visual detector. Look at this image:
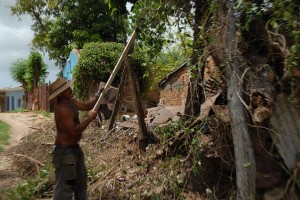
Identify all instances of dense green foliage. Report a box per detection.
[11,0,130,68]
[9,59,27,88]
[26,51,48,90]
[236,0,299,70]
[73,42,148,101]
[126,0,299,88]
[73,42,124,100]
[10,0,195,95]
[127,0,214,115]
[120,0,195,93]
[10,51,48,91]
[128,0,194,64]
[0,120,10,152]
[11,0,298,94]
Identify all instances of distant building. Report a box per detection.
[0,86,25,112]
[63,49,80,80]
[158,60,190,109]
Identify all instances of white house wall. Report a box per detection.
[5,89,25,111]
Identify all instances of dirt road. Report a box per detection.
[0,112,35,146]
[0,112,49,190]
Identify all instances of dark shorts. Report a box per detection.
[52,144,87,200]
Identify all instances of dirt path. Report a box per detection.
[0,112,48,190]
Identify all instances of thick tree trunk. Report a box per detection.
[223,1,256,199]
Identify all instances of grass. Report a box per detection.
[8,108,26,113]
[35,110,51,118]
[0,119,11,152]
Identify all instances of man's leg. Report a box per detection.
[53,148,75,200]
[53,178,74,200]
[73,147,88,200]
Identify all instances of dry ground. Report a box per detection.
[0,109,298,199]
[2,111,294,200]
[0,112,50,190]
[0,112,208,199]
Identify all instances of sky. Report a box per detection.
[0,0,59,89]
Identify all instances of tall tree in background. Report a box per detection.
[26,51,48,90]
[10,0,131,68]
[10,51,48,91]
[9,58,28,89]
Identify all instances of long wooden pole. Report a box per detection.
[93,29,137,111]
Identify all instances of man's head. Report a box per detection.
[49,77,75,100]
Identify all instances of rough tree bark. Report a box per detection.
[223,1,256,199]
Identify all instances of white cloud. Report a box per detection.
[0,0,59,89]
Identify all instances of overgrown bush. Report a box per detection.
[72,42,149,101]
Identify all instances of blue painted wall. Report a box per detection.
[63,49,80,81]
[5,89,25,111]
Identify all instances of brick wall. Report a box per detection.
[121,75,137,112]
[160,67,190,106]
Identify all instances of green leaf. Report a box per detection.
[243,163,252,168]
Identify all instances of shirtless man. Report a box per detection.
[49,77,99,200]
